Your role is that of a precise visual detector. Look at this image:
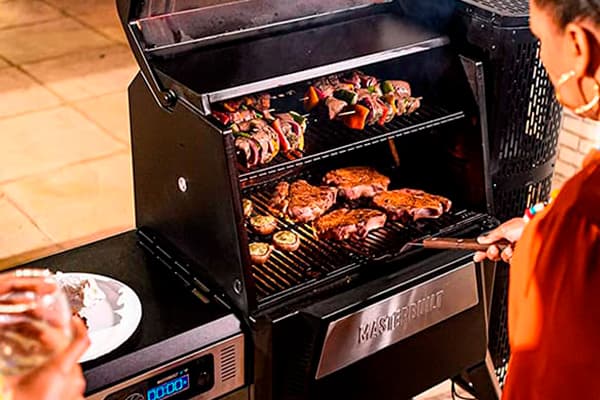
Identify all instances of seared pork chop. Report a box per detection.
[315,208,387,240]
[270,180,337,223]
[372,189,452,221]
[324,166,390,200]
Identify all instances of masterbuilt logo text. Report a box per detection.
[358,290,444,344]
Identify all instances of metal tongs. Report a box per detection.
[406,237,510,252]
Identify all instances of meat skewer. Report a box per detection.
[218,94,308,168]
[302,70,422,130]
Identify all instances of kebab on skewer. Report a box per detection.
[212,93,274,126]
[303,71,422,130]
[216,93,308,168]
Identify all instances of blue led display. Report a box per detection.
[147,374,190,400]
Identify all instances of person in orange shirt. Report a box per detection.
[474,0,600,398]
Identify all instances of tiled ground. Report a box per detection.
[0,0,136,269]
[0,2,468,398]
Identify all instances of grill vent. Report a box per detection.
[220,345,237,383]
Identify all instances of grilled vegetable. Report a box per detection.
[378,101,390,126]
[250,215,278,235]
[382,80,411,96]
[368,84,382,96]
[213,111,232,125]
[242,199,253,219]
[249,242,272,265]
[304,86,320,111]
[361,96,382,126]
[272,231,300,252]
[334,89,359,105]
[289,111,308,134]
[383,94,398,116]
[374,97,393,125]
[381,80,395,95]
[273,120,292,153]
[343,104,370,130]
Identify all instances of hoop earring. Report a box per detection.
[555,70,600,116]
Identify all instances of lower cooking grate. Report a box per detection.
[246,189,484,301]
[237,103,464,183]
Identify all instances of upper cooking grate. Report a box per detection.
[235,103,465,184]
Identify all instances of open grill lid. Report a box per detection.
[116,0,450,113]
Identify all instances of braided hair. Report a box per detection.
[534,0,600,28]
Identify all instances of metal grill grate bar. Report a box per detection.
[237,103,465,183]
[245,183,484,300]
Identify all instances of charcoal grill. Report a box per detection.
[116,0,558,398]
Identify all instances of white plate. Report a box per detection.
[61,273,142,363]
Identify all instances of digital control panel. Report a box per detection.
[106,355,214,400]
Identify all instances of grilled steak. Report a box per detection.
[270,181,290,212]
[324,166,390,200]
[372,189,452,221]
[315,208,387,241]
[269,180,337,223]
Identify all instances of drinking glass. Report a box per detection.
[0,269,73,376]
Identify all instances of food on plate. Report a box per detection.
[269,180,337,223]
[315,208,387,241]
[242,198,253,218]
[323,166,390,200]
[249,215,278,235]
[372,189,452,222]
[272,231,301,251]
[249,242,272,265]
[57,273,106,327]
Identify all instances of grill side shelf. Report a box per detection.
[237,104,465,184]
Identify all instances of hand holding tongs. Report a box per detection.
[408,237,511,252]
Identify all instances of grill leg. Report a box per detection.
[459,351,502,400]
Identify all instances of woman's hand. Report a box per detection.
[8,317,90,400]
[474,218,525,263]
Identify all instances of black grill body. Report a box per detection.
[257,253,489,400]
[451,0,562,385]
[119,0,559,398]
[453,0,561,221]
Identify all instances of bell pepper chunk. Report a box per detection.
[271,119,291,153]
[343,104,370,130]
[304,86,320,111]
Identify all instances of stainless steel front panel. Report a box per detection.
[86,334,244,400]
[315,263,479,379]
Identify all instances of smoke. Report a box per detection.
[394,0,457,32]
